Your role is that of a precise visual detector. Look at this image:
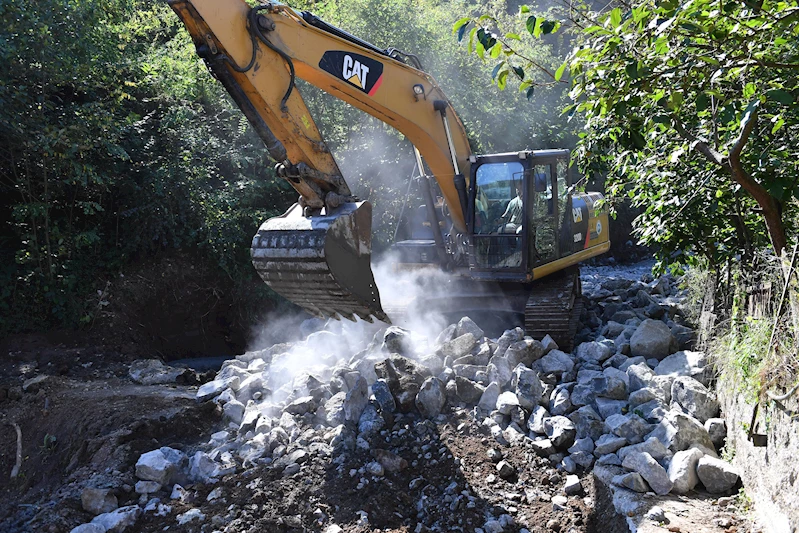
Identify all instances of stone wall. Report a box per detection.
[721,390,799,533]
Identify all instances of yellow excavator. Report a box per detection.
[169,0,610,348]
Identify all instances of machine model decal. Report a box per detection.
[319,51,384,96]
[570,196,590,252]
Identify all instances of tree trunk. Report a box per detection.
[727,158,786,256]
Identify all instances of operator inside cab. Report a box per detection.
[498,181,523,234]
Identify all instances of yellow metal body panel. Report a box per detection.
[531,240,610,280]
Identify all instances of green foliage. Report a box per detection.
[0,0,293,332]
[565,0,799,269]
[714,316,772,401]
[456,0,799,272]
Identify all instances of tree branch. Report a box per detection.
[671,116,726,166]
[729,106,758,163]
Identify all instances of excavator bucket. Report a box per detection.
[251,202,388,322]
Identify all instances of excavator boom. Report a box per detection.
[169,0,472,321]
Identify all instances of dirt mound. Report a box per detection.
[0,373,219,533]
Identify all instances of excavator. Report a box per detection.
[169,0,610,348]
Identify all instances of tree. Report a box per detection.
[456,0,799,270]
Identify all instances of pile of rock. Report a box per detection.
[70,269,739,532]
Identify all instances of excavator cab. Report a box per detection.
[469,150,565,280]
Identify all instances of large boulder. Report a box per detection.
[135,447,185,486]
[622,451,673,495]
[477,382,500,411]
[617,436,671,463]
[535,350,575,376]
[383,326,415,356]
[568,405,605,441]
[81,488,118,515]
[626,363,655,392]
[415,377,447,418]
[629,319,675,360]
[605,413,652,445]
[668,447,704,494]
[487,356,513,388]
[513,365,544,409]
[456,316,484,340]
[454,376,485,404]
[594,434,627,456]
[575,341,613,363]
[527,405,549,434]
[91,505,142,532]
[438,333,477,360]
[494,328,525,358]
[374,356,431,412]
[705,418,727,448]
[544,416,576,449]
[496,391,521,415]
[671,376,719,423]
[343,376,369,423]
[372,379,396,414]
[697,456,739,493]
[647,409,715,453]
[505,339,545,368]
[654,350,711,386]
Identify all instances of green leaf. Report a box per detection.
[490,43,502,58]
[468,27,476,54]
[497,69,509,90]
[696,93,709,111]
[541,20,557,35]
[766,89,794,105]
[520,5,530,13]
[625,61,638,79]
[532,16,544,38]
[505,32,521,41]
[554,61,567,82]
[457,23,469,42]
[610,8,622,28]
[491,61,504,80]
[526,86,535,101]
[512,66,525,79]
[526,16,537,36]
[771,115,785,134]
[453,17,470,33]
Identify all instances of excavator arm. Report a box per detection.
[169,0,473,321]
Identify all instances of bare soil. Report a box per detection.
[0,338,622,533]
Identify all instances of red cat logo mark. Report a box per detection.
[319,51,384,96]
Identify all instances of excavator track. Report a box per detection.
[251,202,388,322]
[524,266,583,352]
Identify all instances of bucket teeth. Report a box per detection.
[251,202,388,323]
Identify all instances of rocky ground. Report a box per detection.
[0,262,764,533]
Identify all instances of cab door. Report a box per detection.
[529,154,572,266]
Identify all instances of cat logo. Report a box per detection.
[572,207,583,223]
[319,51,384,96]
[342,55,369,89]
